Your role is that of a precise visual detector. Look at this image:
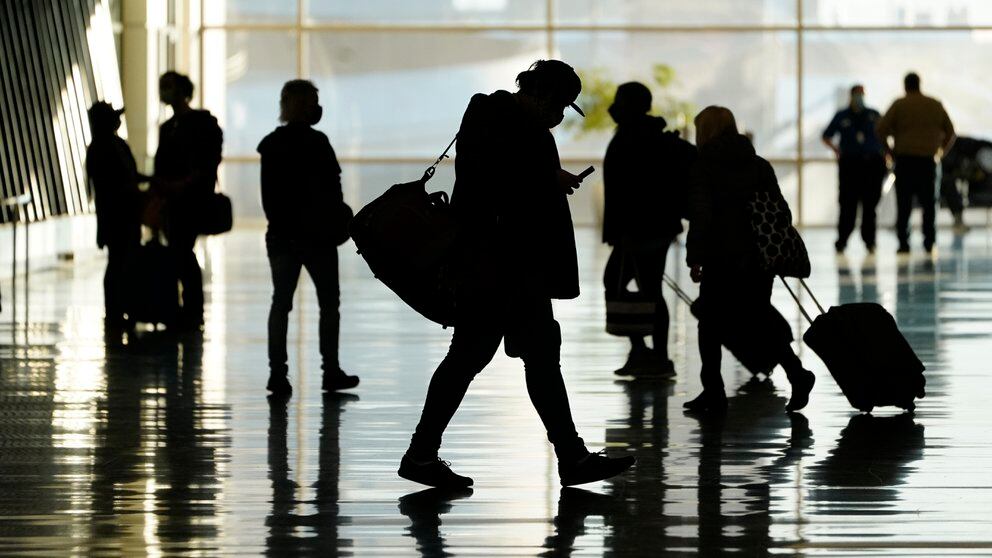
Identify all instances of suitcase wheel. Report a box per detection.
[902,401,916,413]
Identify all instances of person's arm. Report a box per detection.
[319,134,344,207]
[876,103,896,157]
[685,164,711,279]
[822,112,842,158]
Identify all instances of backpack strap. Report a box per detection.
[422,135,458,182]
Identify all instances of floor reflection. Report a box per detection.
[2,229,992,555]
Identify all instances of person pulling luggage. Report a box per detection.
[602,82,696,377]
[399,60,635,489]
[684,106,815,414]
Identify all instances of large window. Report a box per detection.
[198,0,992,226]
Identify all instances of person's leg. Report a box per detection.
[303,246,357,391]
[940,161,966,229]
[267,248,303,388]
[894,157,915,251]
[836,157,859,251]
[104,244,126,327]
[407,321,503,460]
[860,156,885,250]
[778,345,815,412]
[634,242,671,363]
[173,232,204,325]
[918,159,938,251]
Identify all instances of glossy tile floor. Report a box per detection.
[2,227,992,556]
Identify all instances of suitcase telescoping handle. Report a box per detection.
[661,273,695,306]
[778,276,825,326]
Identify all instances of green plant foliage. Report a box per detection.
[564,64,697,137]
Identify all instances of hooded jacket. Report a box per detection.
[451,90,579,301]
[257,123,344,243]
[686,133,783,274]
[602,114,696,245]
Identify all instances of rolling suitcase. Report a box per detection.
[350,138,458,327]
[663,274,788,376]
[129,239,180,327]
[781,278,925,413]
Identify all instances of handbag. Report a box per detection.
[605,249,657,336]
[331,202,354,246]
[198,191,234,235]
[748,190,810,278]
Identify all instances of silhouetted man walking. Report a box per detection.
[877,73,956,254]
[823,84,886,254]
[399,60,635,489]
[602,81,695,377]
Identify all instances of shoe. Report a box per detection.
[558,450,635,487]
[399,454,474,489]
[785,369,815,412]
[923,243,935,255]
[322,370,360,391]
[953,214,970,234]
[834,240,846,254]
[398,486,474,518]
[266,374,293,397]
[865,244,876,255]
[614,347,674,378]
[682,390,728,414]
[896,245,910,255]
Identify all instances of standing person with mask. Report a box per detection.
[85,102,145,333]
[153,71,223,330]
[399,60,635,489]
[258,80,359,397]
[822,85,886,254]
[685,106,815,414]
[602,82,696,377]
[877,72,956,254]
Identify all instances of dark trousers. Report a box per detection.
[104,242,134,325]
[409,296,585,461]
[697,272,802,392]
[603,240,671,358]
[837,155,885,248]
[171,231,204,321]
[894,155,938,249]
[267,236,340,376]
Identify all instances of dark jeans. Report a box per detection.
[894,155,938,248]
[170,231,204,321]
[104,241,135,325]
[266,234,340,376]
[409,295,585,461]
[603,240,672,357]
[697,271,803,393]
[837,155,885,248]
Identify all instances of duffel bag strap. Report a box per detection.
[422,135,458,182]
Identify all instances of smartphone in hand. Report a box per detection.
[578,165,595,180]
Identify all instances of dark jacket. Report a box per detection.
[451,90,579,301]
[154,109,223,237]
[686,133,783,275]
[602,115,696,245]
[86,135,141,248]
[257,124,344,245]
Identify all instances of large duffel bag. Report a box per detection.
[349,139,458,327]
[782,278,926,413]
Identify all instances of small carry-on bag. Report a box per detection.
[129,239,180,327]
[605,251,657,336]
[350,137,458,327]
[780,278,926,413]
[662,274,788,376]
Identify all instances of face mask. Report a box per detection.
[852,94,865,110]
